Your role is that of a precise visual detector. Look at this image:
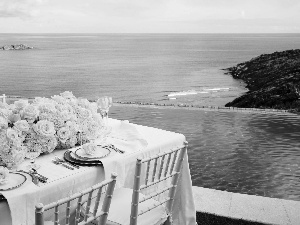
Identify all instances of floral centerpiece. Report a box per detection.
[0,91,104,167]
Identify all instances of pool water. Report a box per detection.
[110,105,300,201]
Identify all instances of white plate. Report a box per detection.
[75,146,110,160]
[0,173,27,191]
[70,151,100,162]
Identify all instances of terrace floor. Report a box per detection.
[193,186,300,225]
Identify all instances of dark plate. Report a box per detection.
[64,151,102,167]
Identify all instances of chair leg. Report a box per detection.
[163,216,172,225]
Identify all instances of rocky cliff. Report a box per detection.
[224,49,300,112]
[0,44,33,50]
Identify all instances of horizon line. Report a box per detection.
[0,32,300,34]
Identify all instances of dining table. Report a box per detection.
[0,118,197,225]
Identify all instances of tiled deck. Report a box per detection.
[193,186,300,225]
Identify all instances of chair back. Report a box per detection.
[35,173,117,225]
[0,94,6,104]
[130,141,187,225]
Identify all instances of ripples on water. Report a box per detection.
[110,106,300,201]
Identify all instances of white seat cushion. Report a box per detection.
[82,188,168,225]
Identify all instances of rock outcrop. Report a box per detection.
[224,49,300,112]
[0,44,33,50]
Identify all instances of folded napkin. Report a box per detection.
[101,120,148,154]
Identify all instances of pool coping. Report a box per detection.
[113,102,294,115]
[192,186,300,225]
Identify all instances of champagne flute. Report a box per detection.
[26,150,41,170]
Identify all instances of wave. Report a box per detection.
[203,88,230,91]
[167,88,230,99]
[168,90,198,97]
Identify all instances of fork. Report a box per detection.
[31,168,49,181]
[105,144,125,154]
[54,156,80,169]
[52,160,74,170]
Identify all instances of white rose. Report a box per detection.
[14,120,30,132]
[65,121,79,133]
[33,97,44,104]
[0,102,7,109]
[77,108,92,120]
[65,104,75,115]
[0,130,8,143]
[89,102,98,114]
[93,114,104,125]
[22,105,39,123]
[60,91,75,99]
[82,142,97,155]
[52,95,67,104]
[11,148,26,165]
[67,135,77,148]
[34,120,56,137]
[77,98,90,108]
[0,166,9,184]
[6,128,19,141]
[0,116,8,130]
[60,110,72,121]
[14,99,29,110]
[0,108,11,119]
[38,103,56,113]
[44,136,58,153]
[8,113,21,123]
[57,127,71,143]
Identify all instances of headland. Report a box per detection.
[0,44,33,50]
[224,49,300,112]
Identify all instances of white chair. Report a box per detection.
[0,94,6,104]
[83,141,187,225]
[35,173,117,225]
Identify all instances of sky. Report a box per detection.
[0,0,300,33]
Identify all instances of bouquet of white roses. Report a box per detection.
[0,91,105,167]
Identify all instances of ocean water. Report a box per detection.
[1,33,300,201]
[1,33,300,106]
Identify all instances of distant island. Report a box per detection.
[0,44,33,50]
[224,49,300,112]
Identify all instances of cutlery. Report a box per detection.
[106,144,125,154]
[54,156,80,169]
[52,160,74,170]
[18,170,47,183]
[31,168,49,181]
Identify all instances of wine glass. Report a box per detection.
[97,96,113,125]
[26,150,41,170]
[97,125,112,147]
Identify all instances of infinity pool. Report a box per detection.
[110,105,300,201]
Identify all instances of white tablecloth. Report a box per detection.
[0,119,196,225]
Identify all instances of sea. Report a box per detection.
[1,33,300,201]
